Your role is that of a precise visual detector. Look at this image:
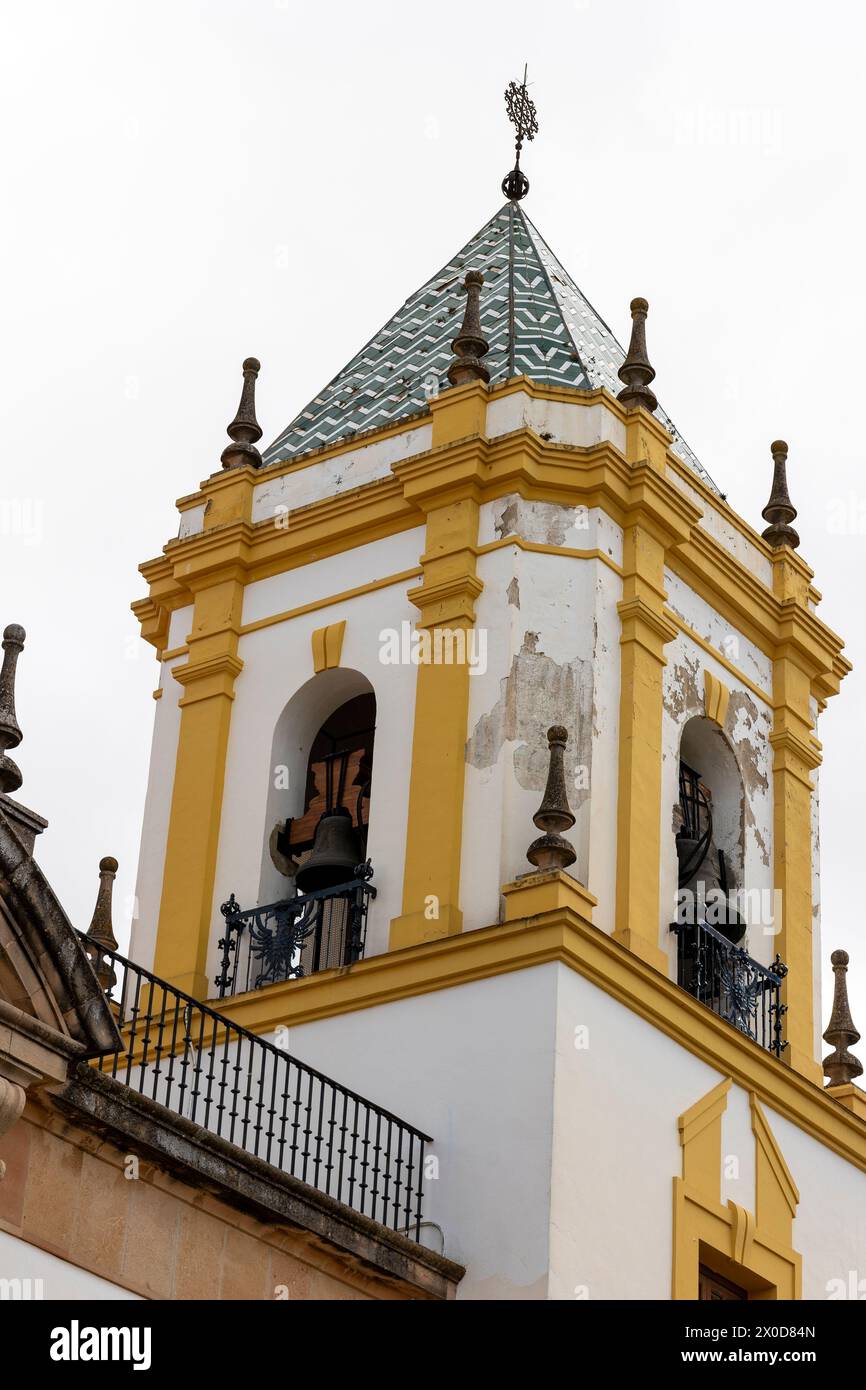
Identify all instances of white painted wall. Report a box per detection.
[274,961,866,1299]
[461,499,622,935]
[486,390,627,454]
[0,1230,141,1299]
[766,1106,866,1301]
[274,964,560,1300]
[251,424,432,523]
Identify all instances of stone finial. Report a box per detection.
[0,624,25,795]
[527,726,577,872]
[447,272,490,388]
[823,949,863,1087]
[221,357,263,469]
[85,855,119,992]
[761,439,800,549]
[617,297,658,413]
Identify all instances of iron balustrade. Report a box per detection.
[670,919,788,1057]
[216,864,376,999]
[77,932,430,1240]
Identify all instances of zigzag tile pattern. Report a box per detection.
[264,204,719,493]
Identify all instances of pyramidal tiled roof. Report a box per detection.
[264,204,719,493]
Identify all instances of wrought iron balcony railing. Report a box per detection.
[216,863,376,999]
[78,932,430,1240]
[670,919,788,1057]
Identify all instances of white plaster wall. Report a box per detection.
[666,465,773,588]
[279,962,866,1299]
[766,1105,866,1300]
[273,965,560,1300]
[207,527,426,981]
[461,498,622,935]
[128,606,191,971]
[549,966,722,1299]
[251,424,432,523]
[0,1231,141,1299]
[486,390,627,455]
[177,502,206,538]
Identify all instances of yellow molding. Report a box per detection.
[501,868,598,923]
[751,1093,800,1232]
[311,620,346,673]
[153,575,245,998]
[160,644,190,664]
[678,1077,732,1152]
[476,536,625,576]
[703,669,731,726]
[209,903,866,1176]
[827,1083,866,1122]
[613,518,674,974]
[673,1079,801,1299]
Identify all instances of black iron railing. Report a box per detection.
[216,864,375,999]
[670,920,788,1057]
[77,933,430,1239]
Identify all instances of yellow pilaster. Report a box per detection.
[152,468,254,997]
[389,382,487,949]
[612,409,682,974]
[768,548,824,1084]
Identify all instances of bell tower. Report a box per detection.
[127,74,865,1300]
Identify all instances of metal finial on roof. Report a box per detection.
[823,949,863,1087]
[447,272,490,387]
[84,856,119,993]
[221,357,263,469]
[527,725,577,872]
[616,298,658,413]
[501,65,538,202]
[0,624,25,795]
[761,440,800,549]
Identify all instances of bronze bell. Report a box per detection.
[295,806,362,893]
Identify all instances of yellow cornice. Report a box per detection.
[208,905,866,1174]
[134,425,849,703]
[668,529,848,692]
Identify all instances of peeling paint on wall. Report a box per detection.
[506,576,520,609]
[493,495,583,548]
[663,653,701,724]
[466,631,593,810]
[726,691,771,868]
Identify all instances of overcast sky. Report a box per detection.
[2,0,864,1036]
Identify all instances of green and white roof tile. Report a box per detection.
[264,203,719,494]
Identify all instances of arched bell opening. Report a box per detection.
[222,671,380,992]
[275,691,376,891]
[674,716,746,944]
